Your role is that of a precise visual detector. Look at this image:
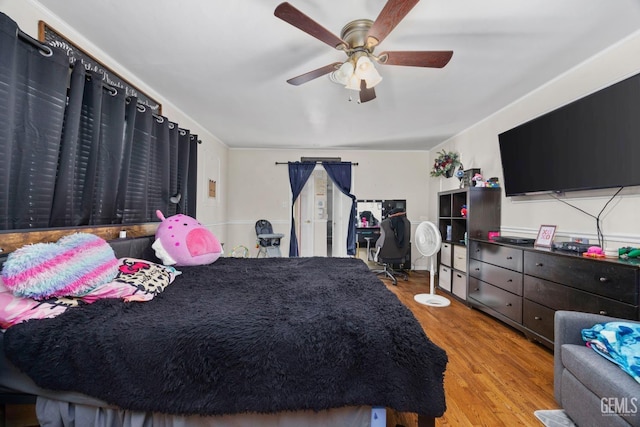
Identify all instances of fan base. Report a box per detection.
[414,293,451,307]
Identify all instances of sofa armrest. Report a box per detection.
[553,310,625,404]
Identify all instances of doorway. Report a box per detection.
[296,168,349,257]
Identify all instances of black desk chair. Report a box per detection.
[370,214,411,285]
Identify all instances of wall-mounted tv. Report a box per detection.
[498,72,640,196]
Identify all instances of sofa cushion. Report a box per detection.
[562,343,640,402]
[561,369,636,427]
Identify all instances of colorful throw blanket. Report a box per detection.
[582,321,640,384]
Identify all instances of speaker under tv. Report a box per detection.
[498,72,640,196]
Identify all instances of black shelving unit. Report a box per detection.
[437,187,501,301]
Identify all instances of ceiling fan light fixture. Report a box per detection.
[329,61,354,86]
[345,73,361,91]
[355,55,382,89]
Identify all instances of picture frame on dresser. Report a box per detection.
[534,225,556,248]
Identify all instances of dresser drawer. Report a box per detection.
[469,259,523,296]
[524,275,638,319]
[452,270,467,300]
[440,242,452,267]
[523,299,555,343]
[453,245,467,272]
[438,264,452,292]
[524,251,638,304]
[469,240,523,272]
[469,277,522,323]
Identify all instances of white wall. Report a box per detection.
[226,149,431,265]
[428,29,640,250]
[2,0,230,243]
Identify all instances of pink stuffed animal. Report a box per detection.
[152,211,223,266]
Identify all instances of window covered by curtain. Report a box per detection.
[0,14,69,230]
[0,12,197,231]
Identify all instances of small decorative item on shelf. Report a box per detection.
[430,150,461,178]
[455,165,465,188]
[461,168,481,187]
[460,204,467,218]
[619,247,640,259]
[486,177,500,188]
[534,224,556,248]
[472,173,484,187]
[583,246,605,258]
[488,231,500,241]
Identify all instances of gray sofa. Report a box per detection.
[554,310,640,427]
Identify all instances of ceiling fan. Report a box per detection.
[274,0,453,103]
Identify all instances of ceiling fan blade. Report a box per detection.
[359,80,376,103]
[286,62,342,86]
[275,2,347,50]
[366,0,420,48]
[378,51,453,68]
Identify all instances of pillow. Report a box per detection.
[1,233,119,299]
[82,258,180,303]
[0,258,179,329]
[153,210,223,266]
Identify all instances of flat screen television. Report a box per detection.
[498,72,640,196]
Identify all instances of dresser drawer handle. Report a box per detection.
[506,256,513,260]
[599,310,608,315]
[506,303,512,307]
[599,277,609,283]
[474,267,480,271]
[456,274,463,278]
[534,316,542,320]
[507,279,513,282]
[536,263,543,267]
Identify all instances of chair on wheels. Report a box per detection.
[370,211,411,285]
[255,219,285,257]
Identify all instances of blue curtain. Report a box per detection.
[288,162,316,257]
[322,162,357,256]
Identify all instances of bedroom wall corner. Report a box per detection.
[426,29,640,249]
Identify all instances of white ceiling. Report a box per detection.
[33,0,640,151]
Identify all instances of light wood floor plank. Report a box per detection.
[385,271,558,426]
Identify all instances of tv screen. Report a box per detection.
[498,72,640,196]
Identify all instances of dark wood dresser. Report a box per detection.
[468,239,640,349]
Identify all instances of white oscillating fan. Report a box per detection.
[413,221,451,307]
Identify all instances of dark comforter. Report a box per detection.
[4,257,447,417]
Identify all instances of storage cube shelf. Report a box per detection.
[437,187,501,301]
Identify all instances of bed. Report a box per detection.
[0,236,447,427]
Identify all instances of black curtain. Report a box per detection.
[185,135,199,217]
[287,162,316,257]
[322,162,357,256]
[0,12,198,231]
[0,14,69,229]
[50,67,128,226]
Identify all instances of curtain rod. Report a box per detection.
[275,161,358,166]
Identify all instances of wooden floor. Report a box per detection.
[3,270,558,427]
[385,270,558,427]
